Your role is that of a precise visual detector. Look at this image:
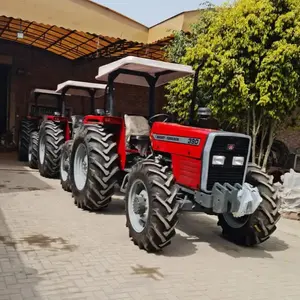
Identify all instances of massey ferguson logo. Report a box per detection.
[227,144,235,150]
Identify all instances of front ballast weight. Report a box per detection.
[194,182,262,217]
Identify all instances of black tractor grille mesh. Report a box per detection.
[206,135,250,191]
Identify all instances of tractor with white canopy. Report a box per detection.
[18,88,69,166]
[69,56,280,252]
[69,56,193,211]
[36,81,106,181]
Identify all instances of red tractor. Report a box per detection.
[18,88,70,165]
[69,56,280,251]
[36,81,105,179]
[68,56,188,210]
[54,81,106,191]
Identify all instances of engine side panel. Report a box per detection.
[150,122,215,158]
[150,122,217,189]
[172,154,202,189]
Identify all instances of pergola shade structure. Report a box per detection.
[0,16,173,61]
[0,16,144,60]
[0,0,199,61]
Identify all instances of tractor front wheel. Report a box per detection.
[125,160,179,252]
[218,163,281,246]
[60,140,73,192]
[70,125,119,211]
[28,131,39,169]
[38,121,65,178]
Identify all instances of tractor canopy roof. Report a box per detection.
[95,56,195,87]
[56,80,107,98]
[32,88,68,97]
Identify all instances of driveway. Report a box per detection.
[0,153,299,300]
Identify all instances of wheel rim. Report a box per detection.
[60,149,69,182]
[128,179,150,233]
[73,143,88,191]
[223,213,250,229]
[39,135,46,164]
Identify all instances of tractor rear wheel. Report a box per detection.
[60,140,73,192]
[125,160,179,252]
[38,121,65,178]
[70,125,119,211]
[218,163,281,246]
[18,119,37,162]
[28,131,39,169]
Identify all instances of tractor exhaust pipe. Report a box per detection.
[189,56,209,126]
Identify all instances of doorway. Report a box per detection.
[0,64,10,134]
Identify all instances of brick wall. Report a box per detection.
[1,39,76,134]
[0,40,167,139]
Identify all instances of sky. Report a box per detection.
[95,0,226,27]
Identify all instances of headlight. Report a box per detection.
[232,156,244,166]
[212,155,225,165]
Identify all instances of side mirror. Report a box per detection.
[197,107,212,120]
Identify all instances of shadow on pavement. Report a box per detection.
[163,213,289,258]
[95,194,126,216]
[94,194,289,259]
[0,205,42,299]
[0,152,53,194]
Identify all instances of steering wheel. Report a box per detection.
[148,114,171,125]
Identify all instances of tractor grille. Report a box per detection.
[206,135,250,191]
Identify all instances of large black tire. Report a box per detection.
[125,160,179,252]
[18,119,37,162]
[28,131,39,169]
[218,163,281,246]
[60,140,73,192]
[38,121,65,178]
[70,125,119,211]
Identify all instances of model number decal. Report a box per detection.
[152,134,200,146]
[187,138,200,145]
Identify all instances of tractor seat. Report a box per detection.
[124,114,150,144]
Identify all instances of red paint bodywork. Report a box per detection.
[83,115,123,126]
[150,122,217,190]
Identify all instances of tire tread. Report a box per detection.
[126,160,179,252]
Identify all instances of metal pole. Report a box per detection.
[107,74,114,116]
[33,93,39,117]
[189,67,201,126]
[188,56,208,125]
[146,76,158,119]
[61,92,66,117]
[148,82,155,118]
[104,86,108,113]
[90,90,95,114]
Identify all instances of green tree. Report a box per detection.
[164,0,300,170]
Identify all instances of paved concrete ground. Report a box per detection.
[0,152,300,300]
